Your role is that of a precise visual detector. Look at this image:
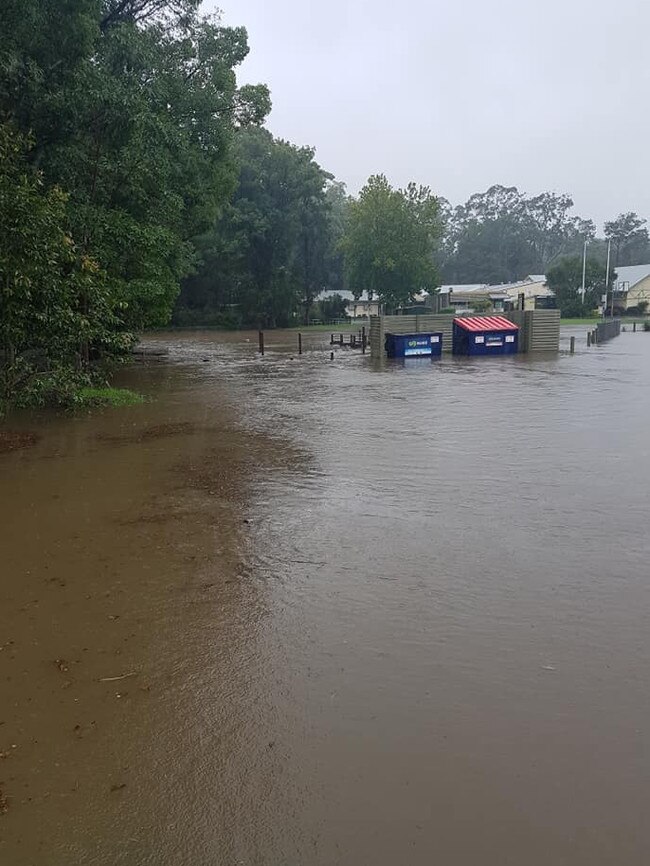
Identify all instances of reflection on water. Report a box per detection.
[1,328,650,865]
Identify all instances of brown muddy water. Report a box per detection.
[1,327,650,865]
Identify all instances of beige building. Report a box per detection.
[435,275,553,312]
[612,264,650,312]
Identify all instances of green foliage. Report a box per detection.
[546,256,609,317]
[0,0,270,406]
[440,185,595,283]
[316,293,348,320]
[0,124,130,411]
[604,213,650,267]
[342,175,441,311]
[74,386,144,407]
[176,127,334,327]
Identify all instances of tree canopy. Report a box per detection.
[0,0,269,407]
[546,256,611,317]
[176,127,334,328]
[341,175,441,311]
[439,185,595,284]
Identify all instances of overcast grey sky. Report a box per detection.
[214,0,648,228]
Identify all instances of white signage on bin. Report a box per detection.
[475,335,485,343]
[505,335,515,343]
[431,335,440,343]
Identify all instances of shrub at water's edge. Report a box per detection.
[73,388,144,409]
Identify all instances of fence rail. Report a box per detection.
[595,319,621,343]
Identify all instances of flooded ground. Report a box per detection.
[1,326,650,865]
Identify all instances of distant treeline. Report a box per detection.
[1,1,648,409]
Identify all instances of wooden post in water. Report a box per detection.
[330,351,334,360]
[362,331,367,354]
[633,321,637,332]
[330,333,334,345]
[339,334,344,347]
[570,336,575,354]
[298,332,302,355]
[258,330,264,355]
[587,331,591,347]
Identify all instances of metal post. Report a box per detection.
[605,239,612,318]
[258,330,264,355]
[570,336,575,354]
[298,332,302,355]
[581,239,588,304]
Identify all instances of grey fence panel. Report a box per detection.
[595,319,621,343]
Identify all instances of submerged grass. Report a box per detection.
[75,387,145,408]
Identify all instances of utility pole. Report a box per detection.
[605,239,612,318]
[581,239,588,304]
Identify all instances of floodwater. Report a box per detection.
[1,326,650,865]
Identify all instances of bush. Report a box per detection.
[73,388,144,408]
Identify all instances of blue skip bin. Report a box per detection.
[385,332,443,358]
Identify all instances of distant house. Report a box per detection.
[611,264,650,312]
[435,276,552,312]
[346,293,382,318]
[316,290,382,319]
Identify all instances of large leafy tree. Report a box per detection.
[342,175,441,310]
[0,0,269,332]
[604,213,650,267]
[176,127,333,327]
[441,185,594,284]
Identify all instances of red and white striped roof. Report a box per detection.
[454,315,519,333]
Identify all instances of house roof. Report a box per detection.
[454,315,519,333]
[612,264,650,289]
[439,284,487,294]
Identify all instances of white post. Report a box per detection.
[605,239,612,318]
[581,239,588,304]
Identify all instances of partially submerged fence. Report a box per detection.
[369,310,561,358]
[595,319,621,343]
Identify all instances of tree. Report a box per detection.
[604,213,650,267]
[1,0,270,332]
[176,127,333,327]
[342,175,441,311]
[317,293,348,320]
[546,256,610,317]
[0,124,125,409]
[441,185,594,284]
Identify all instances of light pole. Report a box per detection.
[581,239,588,304]
[605,239,612,318]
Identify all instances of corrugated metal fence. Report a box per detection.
[369,310,560,358]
